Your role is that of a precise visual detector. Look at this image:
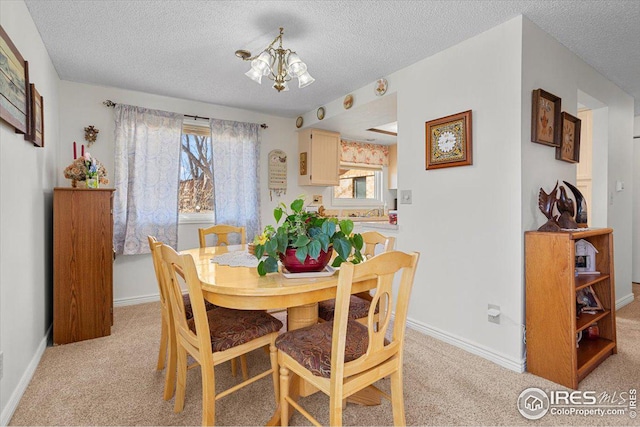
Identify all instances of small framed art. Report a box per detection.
[425,110,472,170]
[531,89,561,147]
[556,112,581,163]
[27,83,44,147]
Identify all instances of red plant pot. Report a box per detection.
[279,247,333,273]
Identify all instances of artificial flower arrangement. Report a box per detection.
[253,197,364,276]
[64,152,109,188]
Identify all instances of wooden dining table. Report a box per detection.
[181,244,382,424]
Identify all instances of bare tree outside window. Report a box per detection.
[179,133,214,215]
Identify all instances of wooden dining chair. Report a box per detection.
[276,250,419,426]
[198,224,246,248]
[148,236,221,399]
[197,225,250,376]
[317,231,396,324]
[159,242,282,426]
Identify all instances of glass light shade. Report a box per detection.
[251,51,272,74]
[297,71,315,88]
[286,52,307,77]
[245,67,263,84]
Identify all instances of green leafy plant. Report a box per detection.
[254,198,364,276]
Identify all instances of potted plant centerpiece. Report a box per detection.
[254,198,364,276]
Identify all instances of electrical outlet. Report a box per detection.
[400,190,412,204]
[488,304,501,324]
[312,195,323,204]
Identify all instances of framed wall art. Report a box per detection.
[556,112,581,163]
[425,110,472,170]
[531,89,561,147]
[27,83,44,147]
[0,25,30,134]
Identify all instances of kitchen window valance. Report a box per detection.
[340,139,389,166]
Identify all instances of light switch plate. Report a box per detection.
[400,190,412,204]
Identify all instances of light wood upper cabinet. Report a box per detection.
[388,143,397,190]
[298,129,340,186]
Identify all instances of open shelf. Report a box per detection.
[577,338,616,379]
[576,310,611,332]
[575,273,609,291]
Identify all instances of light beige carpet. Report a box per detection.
[9,284,640,426]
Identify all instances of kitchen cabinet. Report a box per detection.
[298,129,340,186]
[53,188,115,345]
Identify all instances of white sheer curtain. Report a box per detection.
[210,119,261,242]
[113,104,183,255]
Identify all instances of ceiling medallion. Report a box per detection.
[235,27,315,92]
[375,78,388,96]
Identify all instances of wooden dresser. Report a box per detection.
[53,188,115,345]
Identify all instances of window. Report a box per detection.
[179,122,215,223]
[332,163,383,205]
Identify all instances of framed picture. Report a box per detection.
[27,83,44,147]
[556,112,581,163]
[425,110,472,170]
[299,152,307,176]
[576,286,603,313]
[0,26,30,134]
[531,89,561,147]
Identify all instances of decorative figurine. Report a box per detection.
[84,125,99,146]
[537,181,561,231]
[536,180,585,231]
[563,180,588,226]
[557,186,578,229]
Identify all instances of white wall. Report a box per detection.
[0,1,60,423]
[394,18,525,367]
[58,81,305,305]
[521,17,635,307]
[634,116,640,283]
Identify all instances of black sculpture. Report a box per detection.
[563,180,588,226]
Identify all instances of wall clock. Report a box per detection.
[425,110,473,170]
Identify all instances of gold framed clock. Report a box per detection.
[425,110,473,170]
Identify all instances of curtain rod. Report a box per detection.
[102,100,268,129]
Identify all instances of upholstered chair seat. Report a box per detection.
[317,295,377,322]
[276,320,368,378]
[188,307,283,353]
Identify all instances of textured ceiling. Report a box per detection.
[24,0,640,121]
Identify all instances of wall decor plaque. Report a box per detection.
[556,112,581,163]
[531,88,561,147]
[0,26,30,134]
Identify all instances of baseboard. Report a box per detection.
[0,325,51,426]
[616,292,635,310]
[113,293,160,307]
[405,317,526,373]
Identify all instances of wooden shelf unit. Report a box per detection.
[53,188,115,345]
[525,228,617,389]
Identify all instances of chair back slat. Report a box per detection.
[198,224,246,248]
[361,231,396,259]
[332,251,419,381]
[148,236,170,313]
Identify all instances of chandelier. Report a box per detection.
[235,27,314,92]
